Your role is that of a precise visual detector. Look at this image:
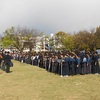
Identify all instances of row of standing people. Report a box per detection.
[13,50,100,77]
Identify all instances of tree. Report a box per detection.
[55,31,67,50]
[74,30,97,51]
[55,31,74,50]
[2,26,42,53]
[62,34,74,50]
[1,27,15,48]
[19,27,41,53]
[95,26,100,48]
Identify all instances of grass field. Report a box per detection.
[0,60,100,100]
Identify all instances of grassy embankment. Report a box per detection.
[0,60,100,100]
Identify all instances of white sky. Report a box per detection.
[0,0,100,35]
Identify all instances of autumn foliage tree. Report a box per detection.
[73,30,97,51]
[95,26,100,49]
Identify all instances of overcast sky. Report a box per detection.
[0,0,100,35]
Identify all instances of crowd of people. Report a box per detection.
[0,49,100,76]
[12,50,100,77]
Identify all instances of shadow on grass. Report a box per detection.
[0,70,4,75]
[9,71,13,73]
[0,70,13,74]
[6,71,13,73]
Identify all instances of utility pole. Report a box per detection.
[43,35,45,52]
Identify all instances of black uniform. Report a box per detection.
[4,52,12,73]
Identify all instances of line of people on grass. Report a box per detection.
[0,50,13,73]
[13,50,100,77]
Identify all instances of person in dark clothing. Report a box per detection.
[4,51,13,73]
[64,54,70,76]
[93,51,99,74]
[0,53,3,69]
[82,55,87,75]
[76,55,81,74]
[86,54,92,74]
[1,50,6,71]
[53,56,59,74]
[69,54,76,75]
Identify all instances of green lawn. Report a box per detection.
[0,60,100,100]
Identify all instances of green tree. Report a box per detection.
[55,31,74,50]
[55,31,67,50]
[1,27,15,47]
[2,26,41,53]
[62,34,74,50]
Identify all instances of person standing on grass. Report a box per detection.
[1,50,6,71]
[93,51,99,74]
[64,54,70,76]
[69,54,76,76]
[86,54,92,74]
[76,55,81,75]
[0,52,3,69]
[82,55,87,75]
[4,51,13,73]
